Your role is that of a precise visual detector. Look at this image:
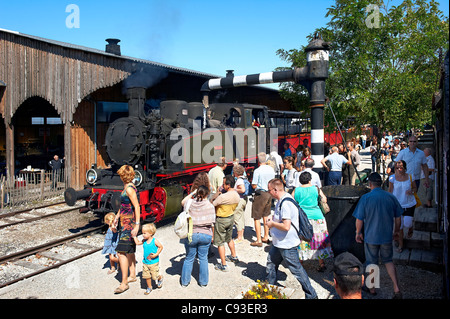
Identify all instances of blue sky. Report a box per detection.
[1,0,449,89]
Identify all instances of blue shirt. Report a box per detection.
[143,238,159,265]
[252,164,275,191]
[325,152,348,171]
[284,148,292,157]
[352,188,403,245]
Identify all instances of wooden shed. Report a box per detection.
[0,29,291,190]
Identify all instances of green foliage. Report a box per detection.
[277,0,449,132]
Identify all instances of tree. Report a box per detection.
[277,0,449,133]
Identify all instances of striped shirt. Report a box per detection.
[188,198,216,236]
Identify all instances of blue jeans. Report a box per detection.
[181,232,212,286]
[328,171,342,185]
[266,245,317,299]
[364,242,394,265]
[371,154,377,172]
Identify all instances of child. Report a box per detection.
[102,212,119,274]
[134,223,163,295]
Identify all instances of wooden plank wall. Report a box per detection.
[0,31,132,125]
[71,100,111,189]
[0,30,133,187]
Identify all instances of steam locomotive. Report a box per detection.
[64,87,287,223]
[64,85,352,223]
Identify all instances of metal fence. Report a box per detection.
[0,169,67,210]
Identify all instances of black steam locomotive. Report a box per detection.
[64,86,282,223]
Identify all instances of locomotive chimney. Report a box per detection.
[127,87,146,120]
[105,38,121,56]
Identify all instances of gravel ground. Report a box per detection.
[0,204,97,257]
[0,198,443,301]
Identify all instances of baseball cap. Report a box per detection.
[332,252,364,276]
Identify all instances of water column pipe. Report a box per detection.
[201,34,330,170]
[304,35,330,170]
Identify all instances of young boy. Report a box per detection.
[134,223,163,295]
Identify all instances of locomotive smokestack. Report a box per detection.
[105,38,121,56]
[127,87,146,120]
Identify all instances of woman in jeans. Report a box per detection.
[181,185,216,287]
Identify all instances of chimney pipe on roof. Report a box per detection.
[105,38,121,56]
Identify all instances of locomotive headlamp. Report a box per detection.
[133,170,143,187]
[86,169,98,185]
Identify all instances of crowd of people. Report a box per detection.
[99,132,435,299]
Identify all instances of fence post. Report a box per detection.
[40,169,45,201]
[1,176,4,209]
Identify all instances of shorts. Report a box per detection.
[401,206,415,229]
[401,216,414,229]
[422,178,434,201]
[213,215,234,247]
[142,262,160,280]
[251,191,272,219]
[233,198,247,231]
[364,242,393,266]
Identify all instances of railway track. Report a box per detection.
[0,201,83,230]
[0,200,106,289]
[0,224,105,289]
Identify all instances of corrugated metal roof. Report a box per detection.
[0,28,227,80]
[0,28,279,92]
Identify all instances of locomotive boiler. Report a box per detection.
[64,86,272,223]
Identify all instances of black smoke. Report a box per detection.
[122,63,169,93]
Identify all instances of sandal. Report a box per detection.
[362,285,377,296]
[127,277,137,283]
[392,291,403,299]
[107,268,116,275]
[114,284,129,294]
[317,265,327,272]
[397,247,403,253]
[407,229,414,239]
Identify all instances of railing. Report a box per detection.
[0,169,67,211]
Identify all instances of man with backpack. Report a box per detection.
[266,178,318,299]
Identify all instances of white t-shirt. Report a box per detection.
[420,155,435,180]
[300,168,322,188]
[396,148,427,181]
[389,174,416,208]
[270,193,300,249]
[285,168,299,189]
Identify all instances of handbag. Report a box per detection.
[174,198,193,242]
[409,175,421,208]
[316,186,330,214]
